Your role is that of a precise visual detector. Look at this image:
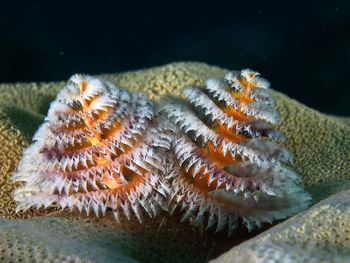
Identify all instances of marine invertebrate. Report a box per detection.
[13,75,170,223]
[162,69,311,233]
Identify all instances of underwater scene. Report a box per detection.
[0,1,349,263]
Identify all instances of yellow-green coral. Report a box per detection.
[0,62,349,262]
[212,189,350,263]
[273,91,350,202]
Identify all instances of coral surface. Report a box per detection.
[0,62,349,262]
[211,189,350,263]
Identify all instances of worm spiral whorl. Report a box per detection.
[14,75,170,223]
[161,69,311,234]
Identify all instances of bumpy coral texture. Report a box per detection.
[13,75,170,223]
[0,63,349,263]
[212,189,350,263]
[162,70,310,233]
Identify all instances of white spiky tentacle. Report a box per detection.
[167,162,310,235]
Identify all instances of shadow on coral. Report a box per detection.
[36,95,56,116]
[0,210,273,263]
[3,104,44,139]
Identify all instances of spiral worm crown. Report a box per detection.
[13,75,170,223]
[161,69,311,233]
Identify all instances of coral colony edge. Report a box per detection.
[13,69,311,235]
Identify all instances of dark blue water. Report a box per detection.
[1,0,349,115]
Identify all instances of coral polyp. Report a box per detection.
[13,75,170,223]
[162,69,311,234]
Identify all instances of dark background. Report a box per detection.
[1,0,349,115]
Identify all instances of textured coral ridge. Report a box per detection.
[211,189,350,263]
[162,69,311,233]
[13,74,170,223]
